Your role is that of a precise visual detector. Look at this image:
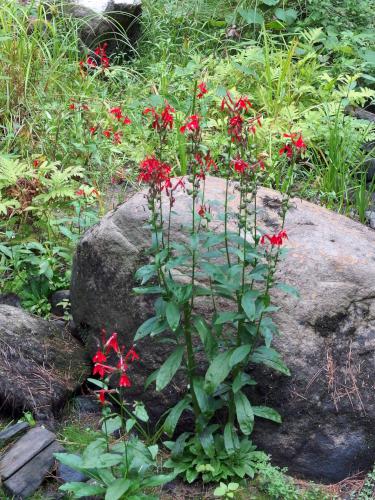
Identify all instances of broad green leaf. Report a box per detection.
[193,316,217,360]
[214,312,244,325]
[232,372,257,393]
[241,291,259,321]
[224,423,239,455]
[105,479,131,500]
[156,346,184,391]
[229,345,251,368]
[126,418,136,433]
[148,444,159,460]
[134,317,167,341]
[205,351,232,393]
[199,426,215,458]
[253,406,282,423]
[134,402,149,422]
[54,453,83,471]
[193,377,210,414]
[166,302,181,331]
[238,7,264,25]
[275,7,298,25]
[59,483,106,497]
[276,283,300,298]
[102,416,122,435]
[142,473,177,488]
[234,391,254,435]
[164,397,192,437]
[250,346,290,375]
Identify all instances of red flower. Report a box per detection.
[161,103,175,130]
[279,144,293,158]
[138,156,171,190]
[93,349,107,363]
[110,107,123,120]
[105,332,120,354]
[91,188,99,197]
[232,158,249,173]
[82,104,89,111]
[103,130,111,138]
[33,159,40,168]
[75,189,85,196]
[123,116,132,125]
[117,356,128,372]
[228,114,244,143]
[260,230,288,246]
[125,347,139,362]
[93,363,114,378]
[69,103,75,110]
[197,82,208,98]
[235,96,252,111]
[113,131,122,144]
[198,205,206,217]
[98,389,107,405]
[86,57,97,68]
[119,373,131,387]
[294,135,306,150]
[180,115,200,134]
[90,126,97,135]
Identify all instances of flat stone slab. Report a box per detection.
[0,422,29,448]
[3,441,63,499]
[0,427,55,480]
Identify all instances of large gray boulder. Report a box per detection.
[0,305,89,421]
[70,176,375,483]
[56,0,141,55]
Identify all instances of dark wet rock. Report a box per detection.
[74,395,101,414]
[0,305,90,419]
[50,290,70,317]
[71,176,375,483]
[0,293,22,308]
[57,461,87,483]
[57,0,142,56]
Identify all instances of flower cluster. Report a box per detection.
[138,156,172,191]
[220,92,259,144]
[109,107,132,125]
[260,230,288,246]
[92,331,139,405]
[80,43,110,70]
[231,157,265,174]
[279,133,306,158]
[197,82,208,99]
[180,114,200,135]
[143,102,175,132]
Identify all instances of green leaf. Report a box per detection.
[156,346,184,391]
[186,468,199,483]
[232,372,256,393]
[166,302,181,331]
[134,402,149,422]
[145,369,158,390]
[142,473,176,488]
[148,444,159,460]
[164,398,192,437]
[224,423,239,455]
[199,426,215,458]
[275,7,298,25]
[234,391,254,435]
[59,483,106,497]
[241,291,259,321]
[126,418,136,433]
[238,7,264,25]
[134,317,167,341]
[102,416,122,435]
[250,346,290,375]
[214,312,243,325]
[262,0,279,5]
[192,377,210,414]
[105,479,131,500]
[229,345,251,368]
[133,286,163,295]
[205,351,232,393]
[193,316,217,360]
[54,453,83,471]
[276,283,300,298]
[253,406,282,423]
[135,264,157,285]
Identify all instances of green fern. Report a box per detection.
[0,155,33,190]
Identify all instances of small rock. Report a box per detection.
[74,395,101,415]
[50,290,70,317]
[0,293,22,308]
[365,210,375,229]
[57,461,87,483]
[364,157,375,183]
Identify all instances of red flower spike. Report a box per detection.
[98,389,107,405]
[123,116,132,125]
[103,130,111,138]
[260,230,288,246]
[110,107,123,120]
[294,135,306,150]
[198,205,206,217]
[90,126,97,135]
[33,159,40,168]
[279,144,293,158]
[138,156,171,191]
[93,363,114,378]
[113,131,122,144]
[235,96,252,111]
[93,349,107,364]
[69,103,75,110]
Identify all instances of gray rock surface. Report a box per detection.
[0,305,89,420]
[70,176,375,482]
[60,0,142,55]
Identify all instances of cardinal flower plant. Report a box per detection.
[134,85,303,483]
